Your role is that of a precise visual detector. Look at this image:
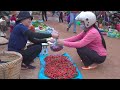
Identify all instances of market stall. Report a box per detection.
[99,27,120,38]
[31,20,53,34]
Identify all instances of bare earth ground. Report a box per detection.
[1,12,120,79]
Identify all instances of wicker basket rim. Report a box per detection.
[0,51,23,66]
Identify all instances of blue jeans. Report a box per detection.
[68,13,78,32]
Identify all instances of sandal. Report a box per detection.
[82,65,97,70]
[67,28,69,31]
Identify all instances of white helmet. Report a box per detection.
[75,11,96,28]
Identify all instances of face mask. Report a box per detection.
[80,24,87,31]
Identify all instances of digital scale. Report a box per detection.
[40,43,49,55]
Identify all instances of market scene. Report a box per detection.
[0,11,120,79]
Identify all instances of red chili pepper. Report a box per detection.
[44,55,78,79]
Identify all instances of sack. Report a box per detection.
[0,37,8,45]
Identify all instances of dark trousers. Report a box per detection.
[52,11,55,16]
[19,44,42,66]
[76,47,106,67]
[42,11,47,21]
[59,16,63,22]
[59,12,63,23]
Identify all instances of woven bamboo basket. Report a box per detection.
[0,51,23,79]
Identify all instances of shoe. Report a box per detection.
[73,32,77,33]
[67,28,69,31]
[21,64,36,69]
[27,65,36,69]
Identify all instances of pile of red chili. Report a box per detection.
[44,55,78,79]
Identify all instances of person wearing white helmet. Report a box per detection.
[57,11,107,70]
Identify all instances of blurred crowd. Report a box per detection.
[0,11,120,37]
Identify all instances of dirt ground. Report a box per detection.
[0,12,120,79]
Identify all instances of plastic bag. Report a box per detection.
[50,39,63,52]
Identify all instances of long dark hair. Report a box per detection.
[93,24,107,49]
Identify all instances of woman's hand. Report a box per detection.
[57,39,64,45]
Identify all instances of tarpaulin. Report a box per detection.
[38,53,83,79]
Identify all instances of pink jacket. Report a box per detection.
[63,27,107,56]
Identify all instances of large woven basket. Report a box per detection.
[0,51,23,79]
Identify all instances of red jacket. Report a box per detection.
[10,15,16,32]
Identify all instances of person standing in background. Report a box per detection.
[58,11,63,23]
[10,11,17,32]
[52,11,55,16]
[42,11,47,21]
[29,11,32,15]
[67,11,79,33]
